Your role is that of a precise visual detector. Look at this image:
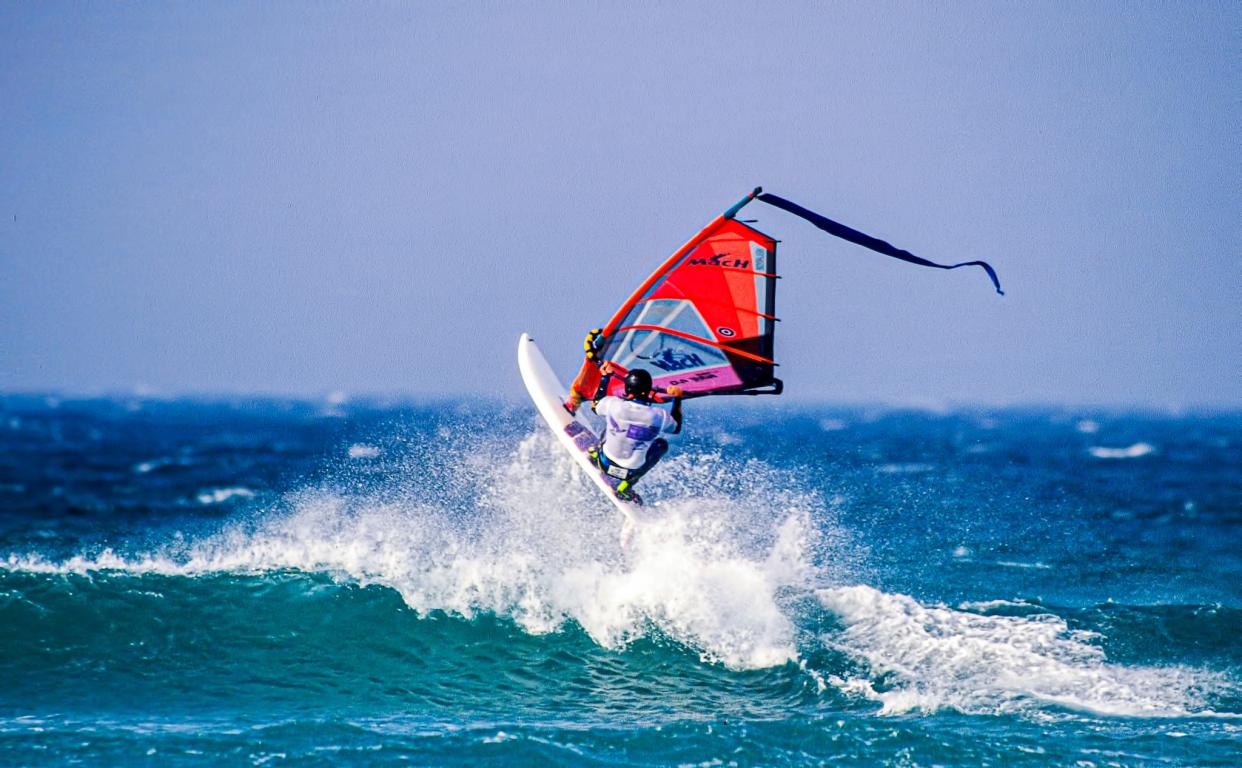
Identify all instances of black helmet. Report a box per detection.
[623,368,653,398]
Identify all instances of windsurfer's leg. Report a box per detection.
[594,447,642,503]
[616,438,668,492]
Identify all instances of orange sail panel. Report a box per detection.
[594,218,779,397]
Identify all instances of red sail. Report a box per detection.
[573,216,779,401]
[566,185,1003,407]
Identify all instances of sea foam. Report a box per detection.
[3,430,824,672]
[817,585,1223,718]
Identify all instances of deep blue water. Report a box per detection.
[1,395,1240,766]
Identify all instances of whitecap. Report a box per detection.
[195,487,256,505]
[1089,443,1155,459]
[957,598,1037,611]
[134,458,171,474]
[817,584,1223,718]
[877,463,935,474]
[994,560,1052,570]
[347,444,381,459]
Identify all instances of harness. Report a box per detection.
[591,446,634,480]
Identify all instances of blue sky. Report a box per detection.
[2,3,1238,406]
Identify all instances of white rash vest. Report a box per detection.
[593,396,678,469]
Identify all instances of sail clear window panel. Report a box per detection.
[616,299,715,342]
[604,328,730,375]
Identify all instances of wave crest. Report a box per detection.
[818,585,1227,718]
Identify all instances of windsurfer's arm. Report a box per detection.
[591,360,616,412]
[567,329,606,414]
[666,387,684,434]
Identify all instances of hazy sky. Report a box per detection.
[2,3,1238,406]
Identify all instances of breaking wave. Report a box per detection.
[818,585,1234,718]
[4,427,1236,724]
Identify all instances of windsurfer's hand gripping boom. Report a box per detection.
[566,329,683,416]
[598,361,683,407]
[564,328,604,414]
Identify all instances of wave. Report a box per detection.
[0,567,818,724]
[4,563,1235,724]
[1,429,1237,723]
[3,431,826,672]
[818,585,1237,718]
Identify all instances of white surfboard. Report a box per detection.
[517,333,640,536]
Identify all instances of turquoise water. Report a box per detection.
[1,396,1239,765]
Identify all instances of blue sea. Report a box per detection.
[1,395,1239,766]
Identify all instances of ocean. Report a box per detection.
[1,395,1239,766]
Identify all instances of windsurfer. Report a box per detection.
[585,360,682,502]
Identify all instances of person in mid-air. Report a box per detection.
[585,361,683,502]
